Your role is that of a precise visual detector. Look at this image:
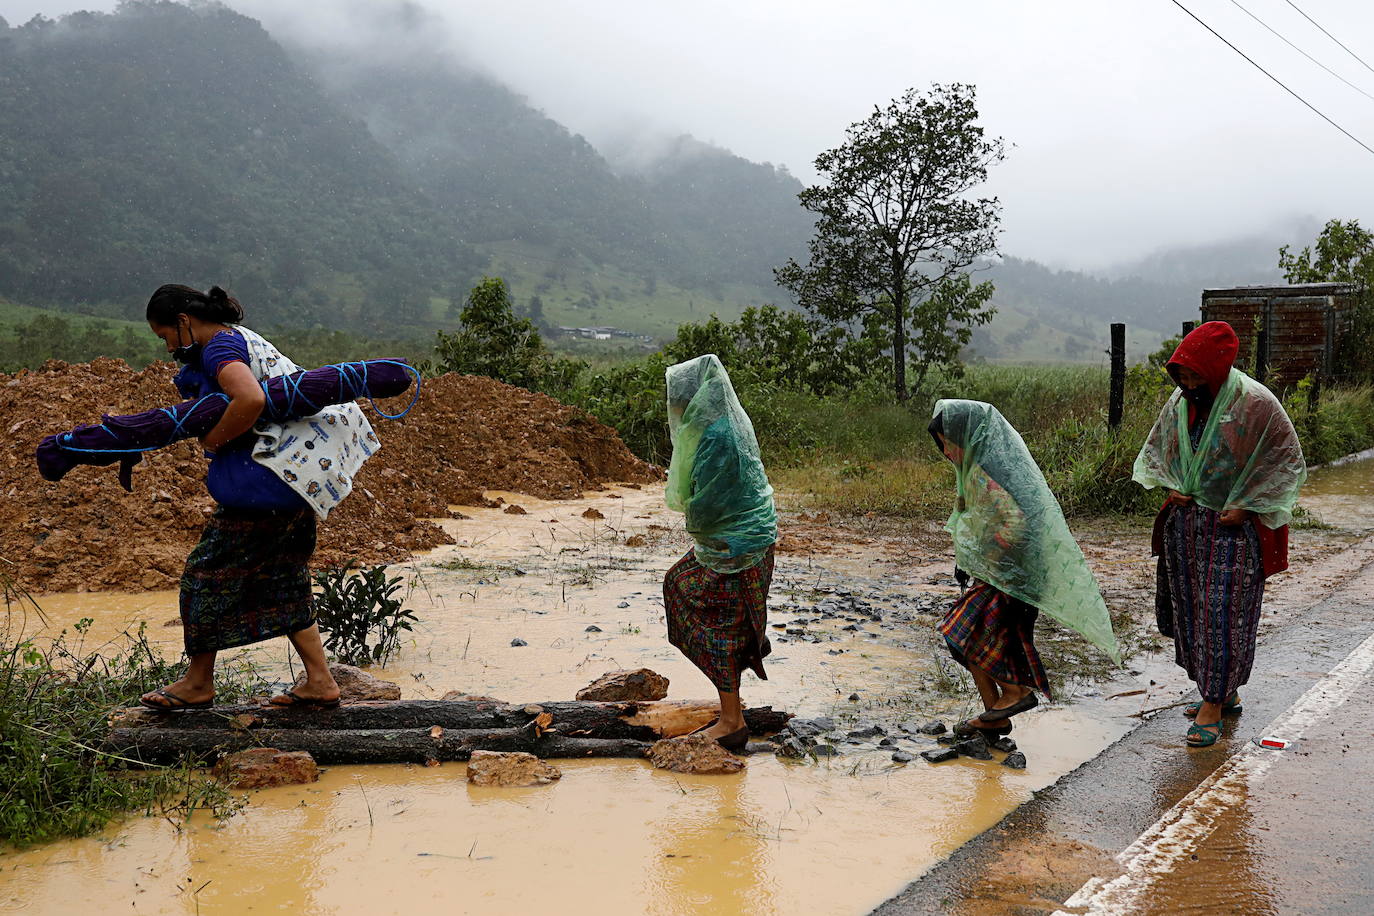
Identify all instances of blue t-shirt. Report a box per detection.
[175,329,305,511]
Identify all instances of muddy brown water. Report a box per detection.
[1301,454,1374,531]
[0,486,1148,914]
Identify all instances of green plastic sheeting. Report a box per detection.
[933,399,1121,665]
[665,355,778,573]
[1133,368,1306,528]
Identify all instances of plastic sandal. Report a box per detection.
[139,687,214,711]
[979,692,1039,723]
[1183,692,1242,717]
[1186,721,1223,747]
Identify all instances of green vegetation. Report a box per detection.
[0,565,262,848]
[311,564,418,668]
[0,309,162,372]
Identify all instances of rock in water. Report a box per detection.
[503,504,528,515]
[213,748,319,789]
[466,750,563,787]
[575,668,670,701]
[510,638,528,647]
[916,720,947,735]
[648,734,746,774]
[891,750,916,764]
[294,664,400,703]
[993,737,1018,753]
[954,737,993,760]
[1001,751,1028,770]
[920,747,958,764]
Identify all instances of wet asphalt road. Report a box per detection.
[873,534,1374,916]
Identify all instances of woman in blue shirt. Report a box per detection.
[139,284,340,711]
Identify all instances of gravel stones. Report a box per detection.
[921,747,958,764]
[1001,751,1028,769]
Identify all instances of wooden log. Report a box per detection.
[106,700,792,765]
[108,726,652,765]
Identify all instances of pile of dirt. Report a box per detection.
[0,358,659,593]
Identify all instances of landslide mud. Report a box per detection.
[0,358,658,593]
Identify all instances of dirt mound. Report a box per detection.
[0,359,659,594]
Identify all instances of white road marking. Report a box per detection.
[1054,627,1374,916]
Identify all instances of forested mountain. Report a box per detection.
[0,2,479,329]
[301,44,812,294]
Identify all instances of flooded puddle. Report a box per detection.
[2,485,1136,915]
[1301,453,1374,531]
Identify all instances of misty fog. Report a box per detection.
[3,0,1371,271]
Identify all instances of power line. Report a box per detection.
[1227,0,1374,103]
[1282,0,1374,79]
[1166,0,1374,159]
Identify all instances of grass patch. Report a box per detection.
[1,563,266,849]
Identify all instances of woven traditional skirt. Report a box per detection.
[180,506,317,655]
[940,580,1052,698]
[663,546,774,692]
[1157,503,1264,703]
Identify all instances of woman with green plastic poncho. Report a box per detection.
[929,399,1120,740]
[1133,321,1305,748]
[662,354,779,752]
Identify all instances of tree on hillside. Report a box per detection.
[1279,219,1374,382]
[775,84,1005,398]
[431,277,580,392]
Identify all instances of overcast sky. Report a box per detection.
[4,0,1373,269]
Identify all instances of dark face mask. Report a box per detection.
[1179,384,1215,412]
[171,321,201,365]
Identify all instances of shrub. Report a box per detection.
[311,564,417,667]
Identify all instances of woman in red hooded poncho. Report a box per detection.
[1134,321,1307,747]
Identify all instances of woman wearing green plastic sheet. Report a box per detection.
[1133,321,1305,748]
[929,399,1120,740]
[662,354,779,752]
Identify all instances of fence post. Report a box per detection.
[1255,328,1269,384]
[1108,323,1126,431]
[1182,321,1195,337]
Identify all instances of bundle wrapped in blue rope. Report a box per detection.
[36,358,419,484]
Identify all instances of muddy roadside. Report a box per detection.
[6,480,1366,916]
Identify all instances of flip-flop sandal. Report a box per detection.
[139,687,214,712]
[1183,693,1242,717]
[979,692,1039,723]
[1186,721,1223,747]
[269,689,341,709]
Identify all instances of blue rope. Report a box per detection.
[56,360,421,455]
[58,393,229,454]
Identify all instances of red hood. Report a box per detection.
[1167,321,1238,394]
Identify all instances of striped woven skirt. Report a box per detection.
[663,546,774,693]
[1157,503,1264,703]
[180,506,317,655]
[940,580,1052,698]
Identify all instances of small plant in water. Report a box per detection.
[312,563,418,667]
